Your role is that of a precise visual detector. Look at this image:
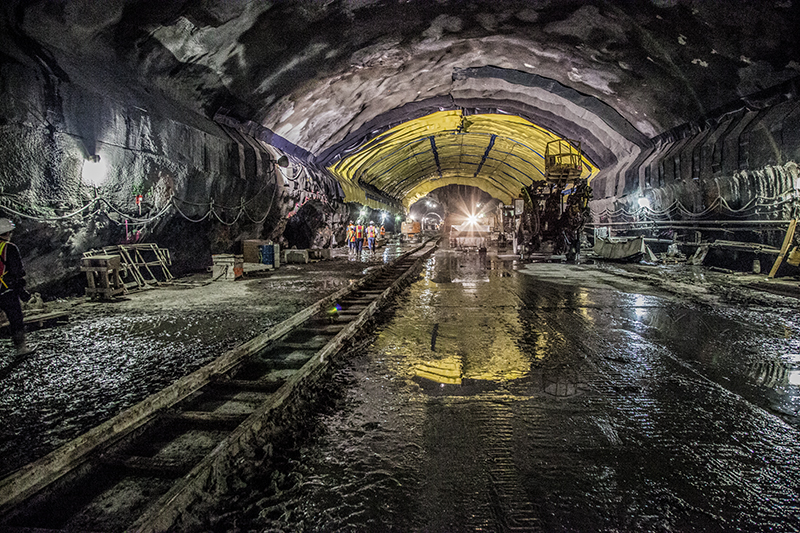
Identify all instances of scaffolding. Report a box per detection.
[82,243,173,291]
[545,139,583,185]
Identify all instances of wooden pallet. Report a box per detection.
[0,310,70,332]
[81,255,127,300]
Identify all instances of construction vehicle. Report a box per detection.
[401,220,421,242]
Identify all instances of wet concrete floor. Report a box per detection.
[209,248,800,532]
[0,243,407,478]
[3,242,800,532]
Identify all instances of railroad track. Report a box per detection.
[0,241,437,532]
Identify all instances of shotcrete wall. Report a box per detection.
[590,81,800,248]
[0,59,342,296]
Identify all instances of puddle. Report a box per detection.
[215,250,800,531]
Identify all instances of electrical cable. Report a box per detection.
[97,197,173,225]
[597,188,798,223]
[0,197,98,221]
[171,198,213,223]
[0,176,283,229]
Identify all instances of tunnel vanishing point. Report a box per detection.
[1,0,800,293]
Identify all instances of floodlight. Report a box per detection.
[82,155,107,187]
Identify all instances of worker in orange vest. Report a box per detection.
[380,224,385,238]
[346,221,356,256]
[355,221,365,254]
[366,221,377,252]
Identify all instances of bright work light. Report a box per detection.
[82,155,108,187]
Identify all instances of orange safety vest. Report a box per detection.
[347,225,356,242]
[366,225,376,238]
[355,225,364,239]
[380,226,385,236]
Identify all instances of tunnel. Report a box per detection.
[1,0,799,284]
[1,1,800,531]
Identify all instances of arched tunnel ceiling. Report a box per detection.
[3,0,800,209]
[328,110,595,208]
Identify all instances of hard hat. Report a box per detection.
[369,221,374,225]
[349,220,354,224]
[0,218,15,234]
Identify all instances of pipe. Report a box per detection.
[587,219,791,227]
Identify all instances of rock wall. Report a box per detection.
[0,58,344,296]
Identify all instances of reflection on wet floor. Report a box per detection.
[234,249,800,532]
[385,254,531,386]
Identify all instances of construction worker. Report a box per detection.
[380,224,386,238]
[355,221,365,255]
[0,218,35,356]
[346,221,356,256]
[366,221,377,252]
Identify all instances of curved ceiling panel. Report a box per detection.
[328,110,595,208]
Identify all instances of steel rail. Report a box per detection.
[0,240,438,531]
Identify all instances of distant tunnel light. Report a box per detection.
[637,197,651,209]
[82,155,108,187]
[467,214,478,225]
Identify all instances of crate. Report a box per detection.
[262,243,280,268]
[243,240,268,263]
[242,240,280,268]
[283,249,309,264]
[212,254,243,281]
[81,255,126,299]
[308,248,331,260]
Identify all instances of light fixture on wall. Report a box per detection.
[267,154,290,174]
[637,197,651,209]
[82,154,108,189]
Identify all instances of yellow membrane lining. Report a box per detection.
[328,110,595,209]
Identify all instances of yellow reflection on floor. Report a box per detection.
[375,267,535,385]
[414,358,462,385]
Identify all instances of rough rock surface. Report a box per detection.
[1,0,799,292]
